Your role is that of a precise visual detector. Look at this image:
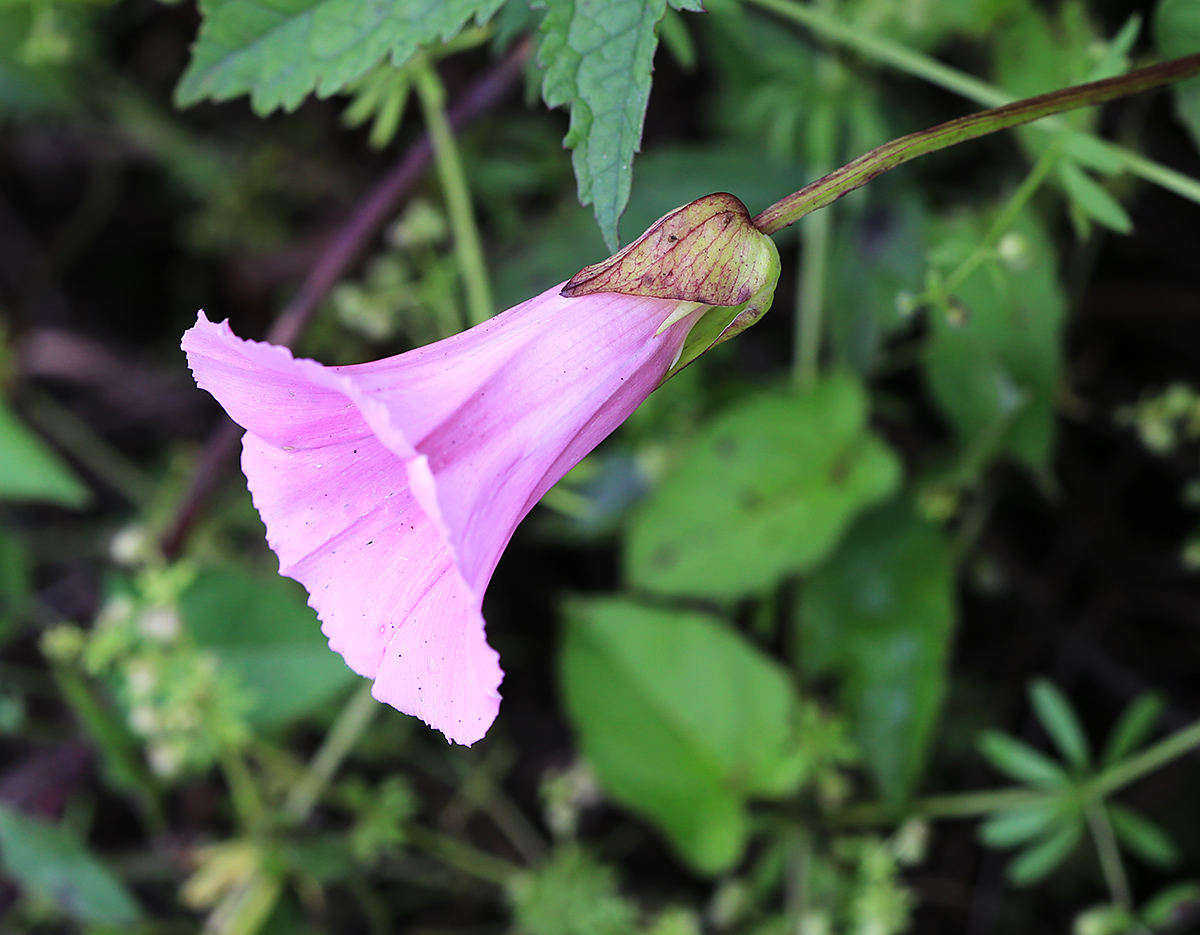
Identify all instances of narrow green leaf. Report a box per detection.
[181,565,357,728]
[0,399,88,507]
[1108,803,1179,868]
[1155,0,1200,153]
[1058,160,1134,235]
[1029,679,1091,771]
[536,0,670,249]
[628,375,901,601]
[1141,881,1200,930]
[1008,819,1083,885]
[561,599,810,874]
[797,502,954,802]
[978,800,1062,849]
[175,0,505,114]
[978,731,1070,790]
[0,806,143,927]
[1100,693,1164,768]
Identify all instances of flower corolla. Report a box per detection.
[182,286,708,744]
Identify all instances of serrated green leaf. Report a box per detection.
[175,0,505,114]
[926,207,1065,472]
[0,398,88,507]
[978,800,1063,849]
[1155,0,1200,153]
[1108,803,1179,868]
[628,375,901,601]
[797,502,954,802]
[0,806,143,927]
[1008,819,1082,885]
[536,0,670,250]
[561,599,810,874]
[978,731,1069,789]
[1058,160,1133,235]
[1101,693,1164,768]
[181,565,357,728]
[1029,679,1091,771]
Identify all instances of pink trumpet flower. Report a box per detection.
[182,286,708,745]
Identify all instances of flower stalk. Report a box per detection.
[752,52,1200,236]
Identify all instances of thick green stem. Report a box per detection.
[283,681,378,823]
[753,50,1200,234]
[413,59,493,327]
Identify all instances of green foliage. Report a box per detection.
[175,0,506,113]
[562,598,823,873]
[180,564,358,729]
[925,206,1065,473]
[1156,0,1200,153]
[508,846,637,935]
[797,502,955,802]
[535,0,672,250]
[0,806,143,928]
[627,374,901,600]
[0,398,88,506]
[977,682,1183,886]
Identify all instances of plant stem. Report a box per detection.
[1091,717,1200,798]
[835,787,1041,826]
[751,0,1200,207]
[794,199,832,388]
[413,57,494,328]
[940,143,1061,298]
[1084,800,1132,910]
[283,681,379,823]
[405,823,517,886]
[752,50,1200,234]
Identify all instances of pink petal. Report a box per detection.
[181,284,704,745]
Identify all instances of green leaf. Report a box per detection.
[926,207,1066,473]
[796,502,955,802]
[175,0,505,114]
[977,731,1069,790]
[1008,819,1082,885]
[0,806,143,928]
[1141,881,1200,930]
[180,565,357,728]
[978,800,1062,848]
[507,847,637,935]
[561,599,810,873]
[1029,679,1090,771]
[1100,693,1164,768]
[1108,803,1179,868]
[1057,160,1133,235]
[0,398,88,507]
[1155,0,1200,153]
[536,0,671,250]
[627,375,901,601]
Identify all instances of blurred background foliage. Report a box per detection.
[1,0,1200,933]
